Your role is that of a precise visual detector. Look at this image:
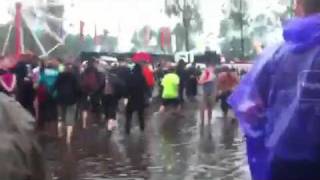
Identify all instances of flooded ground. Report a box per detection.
[40,102,250,180]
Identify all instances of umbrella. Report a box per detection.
[132,52,152,63]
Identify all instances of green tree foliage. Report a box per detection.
[219,0,252,60]
[165,0,203,51]
[220,0,291,61]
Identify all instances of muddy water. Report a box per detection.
[43,105,250,180]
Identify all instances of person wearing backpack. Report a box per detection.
[102,71,125,131]
[53,63,81,144]
[80,59,105,129]
[37,61,59,132]
[198,59,216,123]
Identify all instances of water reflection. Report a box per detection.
[44,106,250,180]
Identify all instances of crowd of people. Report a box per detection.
[0,54,241,145]
[3,0,320,179]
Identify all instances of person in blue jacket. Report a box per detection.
[229,0,320,179]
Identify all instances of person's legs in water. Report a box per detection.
[179,84,185,103]
[37,101,45,130]
[147,87,153,103]
[57,105,66,138]
[45,97,58,137]
[81,95,90,129]
[65,105,76,144]
[109,96,119,129]
[137,107,145,132]
[82,110,88,129]
[200,95,207,123]
[104,95,118,131]
[220,91,230,119]
[200,107,205,123]
[125,105,134,134]
[175,99,182,113]
[103,95,111,130]
[159,99,167,113]
[207,95,215,124]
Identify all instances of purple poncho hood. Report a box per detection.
[229,13,320,180]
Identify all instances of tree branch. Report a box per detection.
[175,0,184,12]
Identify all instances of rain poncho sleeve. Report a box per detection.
[229,44,282,137]
[228,44,282,180]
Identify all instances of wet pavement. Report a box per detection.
[40,102,250,180]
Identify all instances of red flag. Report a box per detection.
[160,27,171,50]
[80,21,85,41]
[15,2,23,59]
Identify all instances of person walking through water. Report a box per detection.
[198,59,216,123]
[80,59,104,129]
[176,60,187,103]
[53,63,81,144]
[102,70,125,131]
[217,67,239,119]
[229,0,320,179]
[159,66,180,112]
[37,60,59,133]
[125,64,148,134]
[186,62,198,101]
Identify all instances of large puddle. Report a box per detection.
[43,104,250,180]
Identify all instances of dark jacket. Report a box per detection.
[80,66,105,95]
[176,67,187,86]
[14,62,36,111]
[112,66,131,97]
[127,64,148,109]
[54,72,81,105]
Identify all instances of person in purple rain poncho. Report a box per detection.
[229,0,320,179]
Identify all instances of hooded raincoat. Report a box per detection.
[229,14,320,180]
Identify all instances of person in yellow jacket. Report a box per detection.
[159,67,181,112]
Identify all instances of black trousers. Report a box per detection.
[102,94,118,120]
[179,84,185,103]
[125,102,145,134]
[186,78,197,97]
[220,90,232,115]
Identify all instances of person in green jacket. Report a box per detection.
[159,67,180,112]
